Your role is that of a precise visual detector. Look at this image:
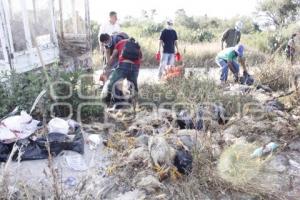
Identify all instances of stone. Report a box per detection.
[128,147,150,164]
[268,154,289,173]
[289,140,300,152]
[136,175,163,193]
[136,135,149,147]
[114,190,146,200]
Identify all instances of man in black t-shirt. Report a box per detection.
[158,19,179,79]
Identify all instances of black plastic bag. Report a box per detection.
[240,71,254,86]
[174,149,193,175]
[0,128,84,162]
[0,142,14,162]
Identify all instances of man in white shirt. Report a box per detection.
[99,11,121,65]
[99,11,120,40]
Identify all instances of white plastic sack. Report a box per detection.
[48,118,70,134]
[0,111,41,142]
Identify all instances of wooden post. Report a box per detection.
[58,0,64,39]
[48,0,58,45]
[0,1,9,62]
[7,0,12,19]
[32,0,37,24]
[20,0,34,69]
[71,0,77,34]
[84,0,91,50]
[3,0,14,54]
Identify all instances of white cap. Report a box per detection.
[235,21,243,31]
[167,19,173,25]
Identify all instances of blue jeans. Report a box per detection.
[158,53,175,78]
[101,62,139,101]
[216,58,239,82]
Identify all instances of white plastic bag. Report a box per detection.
[48,118,69,134]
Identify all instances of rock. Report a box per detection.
[289,140,300,152]
[136,135,149,147]
[114,190,146,200]
[171,130,201,150]
[268,154,289,173]
[223,126,239,144]
[127,126,140,137]
[157,108,173,122]
[128,147,150,164]
[136,175,163,193]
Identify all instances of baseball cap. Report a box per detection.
[234,44,244,57]
[235,21,243,31]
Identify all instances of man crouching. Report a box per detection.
[101,38,142,108]
[215,44,247,85]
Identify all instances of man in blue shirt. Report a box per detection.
[158,19,179,79]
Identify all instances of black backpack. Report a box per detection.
[121,38,141,61]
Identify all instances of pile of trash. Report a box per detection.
[0,112,84,162]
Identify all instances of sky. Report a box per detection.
[90,0,259,24]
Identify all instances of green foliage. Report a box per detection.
[257,0,300,28]
[196,30,215,42]
[174,9,200,30]
[0,67,103,122]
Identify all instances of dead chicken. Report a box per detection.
[148,135,178,181]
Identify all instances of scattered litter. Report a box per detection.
[87,134,102,150]
[0,111,42,142]
[65,153,88,171]
[64,176,77,187]
[262,142,279,154]
[251,142,279,158]
[250,147,264,158]
[48,118,70,134]
[0,126,84,162]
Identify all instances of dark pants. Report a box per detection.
[101,62,139,104]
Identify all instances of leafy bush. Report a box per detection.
[196,30,215,42]
[0,66,104,122]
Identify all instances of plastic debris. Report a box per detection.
[251,147,264,158]
[251,142,279,158]
[48,118,70,134]
[262,142,279,154]
[0,111,41,142]
[0,126,84,162]
[64,176,77,187]
[239,71,254,86]
[65,153,88,171]
[87,134,102,150]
